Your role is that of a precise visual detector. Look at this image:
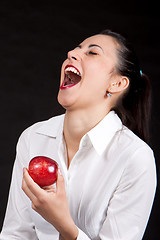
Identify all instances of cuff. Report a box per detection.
[77,228,90,240]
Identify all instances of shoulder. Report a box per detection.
[117,126,156,183]
[117,125,153,156]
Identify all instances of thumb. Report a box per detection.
[56,168,65,194]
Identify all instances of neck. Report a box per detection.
[63,106,110,166]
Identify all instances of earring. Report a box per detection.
[107,92,112,98]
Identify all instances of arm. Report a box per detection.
[99,146,157,240]
[0,132,38,239]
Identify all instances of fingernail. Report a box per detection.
[58,168,62,175]
[23,167,27,174]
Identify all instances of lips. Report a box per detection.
[60,65,82,90]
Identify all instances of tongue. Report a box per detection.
[64,75,74,86]
[64,72,81,86]
[69,72,81,84]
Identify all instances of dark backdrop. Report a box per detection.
[0,1,159,239]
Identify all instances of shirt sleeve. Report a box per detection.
[98,145,157,240]
[76,145,156,240]
[0,130,38,240]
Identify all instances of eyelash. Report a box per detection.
[88,51,98,55]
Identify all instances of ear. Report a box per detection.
[108,76,129,94]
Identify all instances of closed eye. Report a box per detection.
[88,51,98,55]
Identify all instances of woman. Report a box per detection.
[0,30,157,239]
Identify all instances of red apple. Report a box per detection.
[28,156,58,187]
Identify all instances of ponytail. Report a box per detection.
[112,72,151,143]
[100,30,152,143]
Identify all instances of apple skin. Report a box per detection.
[28,156,58,187]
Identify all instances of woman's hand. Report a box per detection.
[22,168,78,240]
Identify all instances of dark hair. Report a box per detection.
[100,29,151,143]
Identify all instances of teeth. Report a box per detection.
[65,66,81,76]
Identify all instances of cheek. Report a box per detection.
[84,61,110,88]
[85,58,111,77]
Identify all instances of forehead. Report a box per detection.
[81,34,117,52]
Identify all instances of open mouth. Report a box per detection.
[60,65,82,89]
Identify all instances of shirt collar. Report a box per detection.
[87,111,123,155]
[35,114,65,138]
[35,111,123,155]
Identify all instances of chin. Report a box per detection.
[57,90,73,110]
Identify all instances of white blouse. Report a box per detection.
[0,111,157,240]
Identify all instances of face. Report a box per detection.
[57,34,118,111]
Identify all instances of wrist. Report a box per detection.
[60,220,78,240]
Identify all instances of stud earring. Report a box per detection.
[107,92,112,98]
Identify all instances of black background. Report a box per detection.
[0,0,159,239]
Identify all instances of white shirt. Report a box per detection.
[0,111,157,240]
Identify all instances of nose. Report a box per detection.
[67,49,80,61]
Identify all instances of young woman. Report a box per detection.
[0,30,157,240]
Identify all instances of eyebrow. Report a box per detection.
[77,44,104,53]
